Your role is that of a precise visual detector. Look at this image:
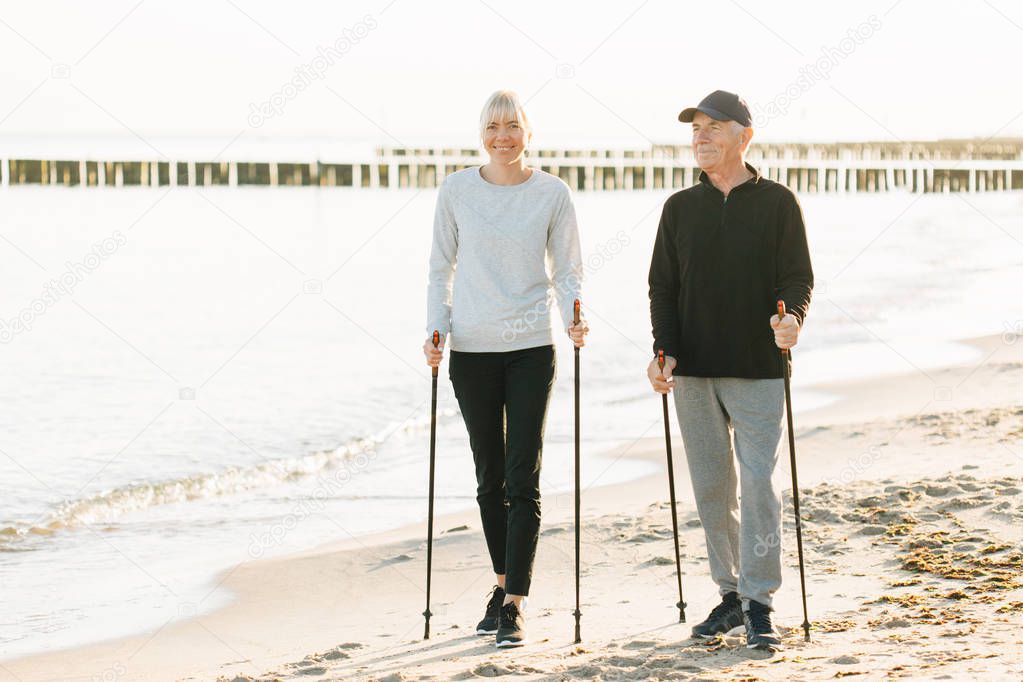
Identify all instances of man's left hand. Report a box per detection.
[770,312,800,350]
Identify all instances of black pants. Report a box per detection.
[449,344,556,596]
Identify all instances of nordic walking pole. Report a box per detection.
[777,301,811,642]
[423,330,440,640]
[573,299,582,644]
[658,350,687,623]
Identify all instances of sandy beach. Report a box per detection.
[5,333,1023,682]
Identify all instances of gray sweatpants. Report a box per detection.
[672,377,785,609]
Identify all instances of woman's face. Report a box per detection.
[482,117,529,165]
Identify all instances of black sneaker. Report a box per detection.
[495,601,526,648]
[744,600,782,651]
[691,591,744,638]
[475,585,505,635]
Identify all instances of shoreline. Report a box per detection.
[5,333,1023,681]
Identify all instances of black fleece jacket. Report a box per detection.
[648,163,813,378]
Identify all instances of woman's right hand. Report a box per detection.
[423,334,445,368]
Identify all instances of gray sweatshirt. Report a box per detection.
[426,167,583,352]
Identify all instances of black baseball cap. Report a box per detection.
[678,90,752,127]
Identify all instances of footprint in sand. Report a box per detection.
[925,485,956,497]
[602,655,647,667]
[285,643,362,672]
[294,666,327,676]
[563,665,601,678]
[467,662,514,678]
[627,529,674,543]
[869,615,913,629]
[641,556,674,567]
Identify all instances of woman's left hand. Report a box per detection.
[568,319,589,348]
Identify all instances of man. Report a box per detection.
[646,90,813,651]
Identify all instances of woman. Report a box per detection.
[423,90,588,648]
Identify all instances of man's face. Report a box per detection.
[691,111,746,172]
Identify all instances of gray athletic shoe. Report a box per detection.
[744,599,782,650]
[476,585,505,635]
[691,591,744,638]
[495,601,526,648]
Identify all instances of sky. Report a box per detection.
[1,0,1022,149]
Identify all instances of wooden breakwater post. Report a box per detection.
[2,140,1021,193]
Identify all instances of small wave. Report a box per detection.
[0,406,460,548]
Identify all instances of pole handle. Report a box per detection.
[431,330,440,378]
[573,298,581,326]
[776,301,789,357]
[657,349,665,371]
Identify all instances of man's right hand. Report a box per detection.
[647,355,677,394]
[423,335,445,368]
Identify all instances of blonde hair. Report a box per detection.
[479,90,532,143]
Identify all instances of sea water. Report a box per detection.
[1,183,1021,657]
